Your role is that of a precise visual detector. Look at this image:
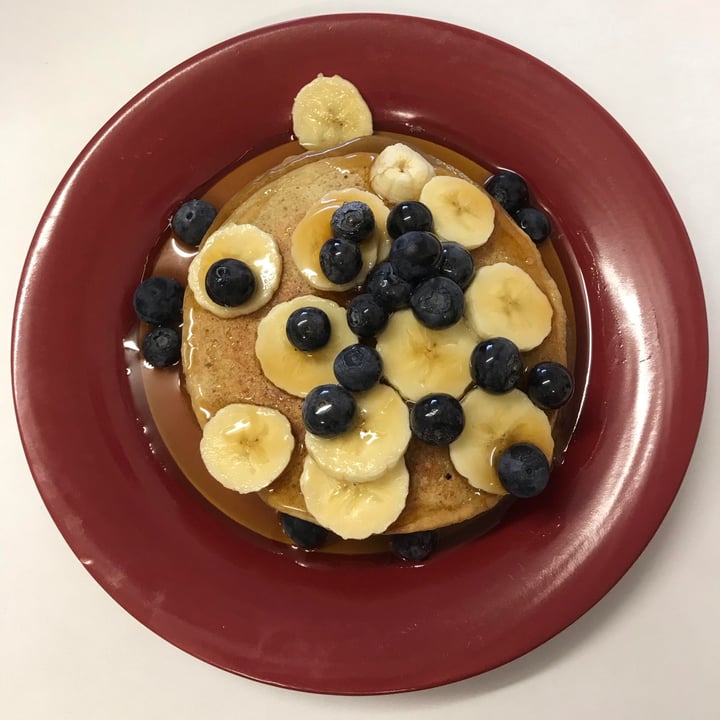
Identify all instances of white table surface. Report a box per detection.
[2,1,718,717]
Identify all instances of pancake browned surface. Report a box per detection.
[182,138,567,534]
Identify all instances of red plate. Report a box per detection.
[12,14,707,694]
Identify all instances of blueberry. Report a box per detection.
[141,326,181,368]
[390,531,436,562]
[333,344,382,392]
[346,293,390,337]
[171,199,217,246]
[319,238,362,284]
[389,231,443,282]
[279,513,328,549]
[133,276,184,326]
[470,338,523,393]
[497,443,550,498]
[410,393,464,446]
[330,201,375,242]
[438,242,475,290]
[302,384,356,438]
[366,261,413,310]
[484,171,529,214]
[204,258,255,306]
[410,276,464,328]
[515,207,551,243]
[526,361,574,410]
[286,307,331,351]
[386,201,434,239]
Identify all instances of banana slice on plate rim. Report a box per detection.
[292,74,373,151]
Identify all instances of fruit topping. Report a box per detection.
[300,456,409,540]
[387,200,434,239]
[377,310,477,402]
[255,296,357,398]
[370,143,435,204]
[437,241,474,290]
[133,276,184,326]
[188,223,281,318]
[292,74,373,151]
[279,512,329,549]
[410,276,465,329]
[204,258,255,307]
[304,384,410,483]
[390,530,436,562]
[366,261,413,310]
[450,388,553,494]
[496,442,550,498]
[333,344,382,392]
[330,201,375,242]
[526,361,574,410]
[515,207,551,244]
[142,326,181,368]
[291,189,387,292]
[410,393,465,446]
[285,306,332,351]
[199,403,294,493]
[470,337,523,393]
[389,230,443,282]
[484,171,529,214]
[319,237,363,284]
[465,262,552,351]
[419,175,494,249]
[171,199,217,247]
[346,293,390,337]
[302,384,356,438]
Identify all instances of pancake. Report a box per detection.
[181,135,567,534]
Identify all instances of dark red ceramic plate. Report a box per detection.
[13,14,707,694]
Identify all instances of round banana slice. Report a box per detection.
[291,188,388,291]
[465,262,553,351]
[449,388,554,495]
[376,309,478,402]
[370,143,436,205]
[200,403,294,493]
[255,295,357,398]
[419,175,495,249]
[305,384,411,483]
[187,223,281,318]
[291,74,373,151]
[300,456,409,540]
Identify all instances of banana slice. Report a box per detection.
[255,295,357,398]
[291,74,373,151]
[375,309,478,402]
[291,188,388,291]
[449,388,554,495]
[187,223,281,318]
[300,456,409,540]
[305,384,411,483]
[200,403,294,493]
[369,143,436,205]
[419,175,494,249]
[465,262,552,351]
